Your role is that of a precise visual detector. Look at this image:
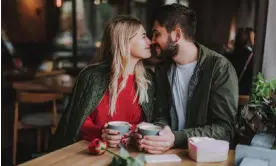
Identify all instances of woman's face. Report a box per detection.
[129,26,151,60]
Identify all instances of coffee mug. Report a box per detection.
[138,124,162,136]
[108,121,130,135]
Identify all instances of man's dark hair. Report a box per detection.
[152,3,197,41]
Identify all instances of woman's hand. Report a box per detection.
[121,130,133,147]
[101,123,122,148]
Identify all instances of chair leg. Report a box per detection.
[44,129,49,151]
[37,129,41,152]
[13,129,18,165]
[13,102,19,166]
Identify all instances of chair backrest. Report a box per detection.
[16,91,63,103]
[238,95,250,106]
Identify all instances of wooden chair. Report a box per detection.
[238,95,250,106]
[13,91,63,165]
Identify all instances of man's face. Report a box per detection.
[151,21,179,60]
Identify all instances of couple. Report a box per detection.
[51,4,238,153]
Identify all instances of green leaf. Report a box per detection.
[270,81,276,91]
[257,73,263,80]
[120,147,129,159]
[135,154,145,165]
[126,157,136,166]
[264,88,270,97]
[108,147,145,166]
[126,156,144,166]
[109,156,127,166]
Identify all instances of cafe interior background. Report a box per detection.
[1,0,276,165]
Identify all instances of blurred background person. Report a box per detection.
[228,27,255,95]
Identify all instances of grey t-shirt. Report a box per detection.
[168,61,197,130]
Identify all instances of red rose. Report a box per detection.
[88,138,107,155]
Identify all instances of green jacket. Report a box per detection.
[154,43,239,148]
[50,63,156,151]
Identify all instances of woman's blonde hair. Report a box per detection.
[92,16,150,116]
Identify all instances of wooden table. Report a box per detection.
[35,70,66,77]
[12,80,52,92]
[19,141,235,166]
[12,74,75,94]
[37,74,75,94]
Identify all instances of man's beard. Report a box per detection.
[151,36,179,61]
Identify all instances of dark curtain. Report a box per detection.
[236,0,257,29]
[252,0,269,78]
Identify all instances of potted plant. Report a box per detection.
[239,73,276,148]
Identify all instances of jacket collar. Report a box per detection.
[194,42,208,70]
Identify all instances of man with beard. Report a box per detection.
[136,4,238,154]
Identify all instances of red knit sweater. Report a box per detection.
[80,75,143,141]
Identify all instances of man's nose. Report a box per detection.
[151,38,156,44]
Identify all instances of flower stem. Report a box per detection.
[101,148,122,159]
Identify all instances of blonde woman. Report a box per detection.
[50,16,157,150]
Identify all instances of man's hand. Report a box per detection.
[101,123,122,148]
[132,122,153,150]
[139,126,175,154]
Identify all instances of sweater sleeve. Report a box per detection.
[79,114,102,141]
